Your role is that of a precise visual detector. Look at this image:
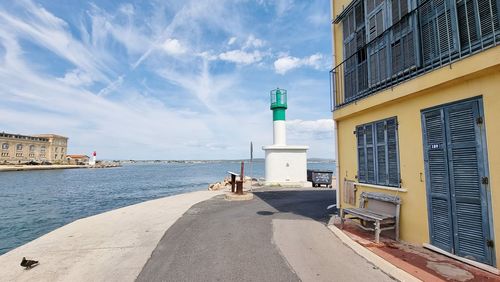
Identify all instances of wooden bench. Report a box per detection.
[340,192,401,243]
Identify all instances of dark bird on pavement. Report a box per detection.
[20,257,39,269]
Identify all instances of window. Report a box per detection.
[16,144,23,151]
[41,146,46,152]
[419,0,457,64]
[391,0,418,74]
[1,143,8,150]
[343,1,369,101]
[29,145,35,152]
[357,117,400,187]
[457,0,500,50]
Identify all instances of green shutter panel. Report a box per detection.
[357,126,367,182]
[445,101,492,265]
[422,109,454,252]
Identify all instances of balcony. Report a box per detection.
[330,0,500,111]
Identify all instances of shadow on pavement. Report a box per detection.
[253,189,336,223]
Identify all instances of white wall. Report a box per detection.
[264,147,307,183]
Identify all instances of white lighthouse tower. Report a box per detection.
[89,151,96,166]
[262,88,309,187]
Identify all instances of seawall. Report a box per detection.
[0,190,223,281]
[0,165,86,172]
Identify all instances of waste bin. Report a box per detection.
[307,169,333,187]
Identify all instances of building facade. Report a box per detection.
[66,155,89,165]
[0,133,68,164]
[331,0,499,271]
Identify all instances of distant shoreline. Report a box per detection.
[0,163,121,172]
[0,165,88,172]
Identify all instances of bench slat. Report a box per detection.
[343,208,394,221]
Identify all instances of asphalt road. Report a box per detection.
[136,188,394,282]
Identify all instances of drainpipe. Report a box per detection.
[330,0,341,212]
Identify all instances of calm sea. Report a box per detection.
[0,160,334,255]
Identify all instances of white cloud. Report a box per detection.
[161,38,187,55]
[287,119,333,140]
[243,35,264,49]
[274,56,301,74]
[0,1,114,84]
[119,4,135,16]
[97,76,124,97]
[227,36,237,45]
[219,50,263,65]
[59,69,94,87]
[273,53,327,74]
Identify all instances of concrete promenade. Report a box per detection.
[0,188,398,281]
[0,190,223,281]
[137,188,394,282]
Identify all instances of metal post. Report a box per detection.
[250,160,253,192]
[240,161,244,181]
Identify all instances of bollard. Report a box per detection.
[236,180,244,195]
[240,161,245,181]
[231,174,236,193]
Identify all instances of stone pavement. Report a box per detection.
[137,188,395,282]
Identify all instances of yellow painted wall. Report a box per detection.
[331,0,500,267]
[336,65,500,266]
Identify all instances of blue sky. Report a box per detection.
[0,0,334,160]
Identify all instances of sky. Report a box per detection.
[0,0,334,160]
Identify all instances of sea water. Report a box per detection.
[0,160,334,255]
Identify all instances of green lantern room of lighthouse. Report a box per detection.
[270,88,287,121]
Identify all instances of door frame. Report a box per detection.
[421,96,496,266]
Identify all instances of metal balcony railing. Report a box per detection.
[330,0,500,112]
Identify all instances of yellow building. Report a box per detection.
[331,0,499,272]
[0,133,68,164]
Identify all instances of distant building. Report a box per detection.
[0,132,68,164]
[66,154,89,165]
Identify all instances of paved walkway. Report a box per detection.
[137,188,394,282]
[0,190,223,282]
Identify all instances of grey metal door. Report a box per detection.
[422,98,493,265]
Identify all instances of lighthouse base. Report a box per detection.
[262,145,310,187]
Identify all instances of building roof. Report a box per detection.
[0,132,49,142]
[66,154,89,159]
[33,134,68,139]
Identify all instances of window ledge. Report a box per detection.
[353,182,407,192]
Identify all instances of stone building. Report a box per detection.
[66,154,89,165]
[0,132,68,164]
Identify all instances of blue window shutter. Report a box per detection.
[419,0,456,63]
[445,101,492,264]
[365,124,376,183]
[422,109,454,253]
[357,126,367,182]
[387,118,400,186]
[376,121,387,185]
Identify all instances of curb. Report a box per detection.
[327,224,422,282]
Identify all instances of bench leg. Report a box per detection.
[340,210,345,229]
[395,218,400,242]
[375,220,381,243]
